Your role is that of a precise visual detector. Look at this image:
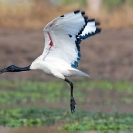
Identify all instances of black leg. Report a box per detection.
[65,78,76,113]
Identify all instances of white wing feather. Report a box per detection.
[42,10,101,68]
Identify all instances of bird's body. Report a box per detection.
[30,55,89,78]
[0,10,101,113]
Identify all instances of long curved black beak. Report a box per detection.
[0,65,31,74]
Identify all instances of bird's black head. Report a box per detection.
[0,65,31,74]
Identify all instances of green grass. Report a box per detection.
[0,80,133,107]
[0,80,133,132]
[0,107,133,132]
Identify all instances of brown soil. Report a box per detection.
[0,126,131,133]
[0,125,131,133]
[0,29,133,81]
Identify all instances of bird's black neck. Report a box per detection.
[0,65,31,73]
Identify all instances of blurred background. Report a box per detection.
[0,0,133,81]
[0,0,133,133]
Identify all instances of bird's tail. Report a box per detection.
[69,68,90,78]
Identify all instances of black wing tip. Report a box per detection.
[87,19,100,26]
[86,19,101,26]
[96,28,102,33]
[60,15,64,17]
[88,19,95,22]
[81,11,85,15]
[74,10,80,14]
[74,10,86,15]
[61,10,85,17]
[73,10,101,27]
[84,16,88,22]
[95,21,100,25]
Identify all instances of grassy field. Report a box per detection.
[1,80,133,108]
[1,107,133,132]
[0,80,133,132]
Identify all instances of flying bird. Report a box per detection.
[0,10,101,113]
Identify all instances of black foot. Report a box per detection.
[70,97,76,113]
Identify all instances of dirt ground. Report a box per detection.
[0,126,67,133]
[0,29,133,81]
[0,126,131,133]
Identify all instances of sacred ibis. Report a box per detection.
[0,10,101,113]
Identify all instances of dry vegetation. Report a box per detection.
[100,4,133,29]
[0,0,133,29]
[0,1,69,29]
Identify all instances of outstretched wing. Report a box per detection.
[42,10,101,68]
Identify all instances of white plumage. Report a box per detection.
[30,10,101,80]
[0,10,101,113]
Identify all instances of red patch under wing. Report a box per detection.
[50,23,54,27]
[48,33,54,49]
